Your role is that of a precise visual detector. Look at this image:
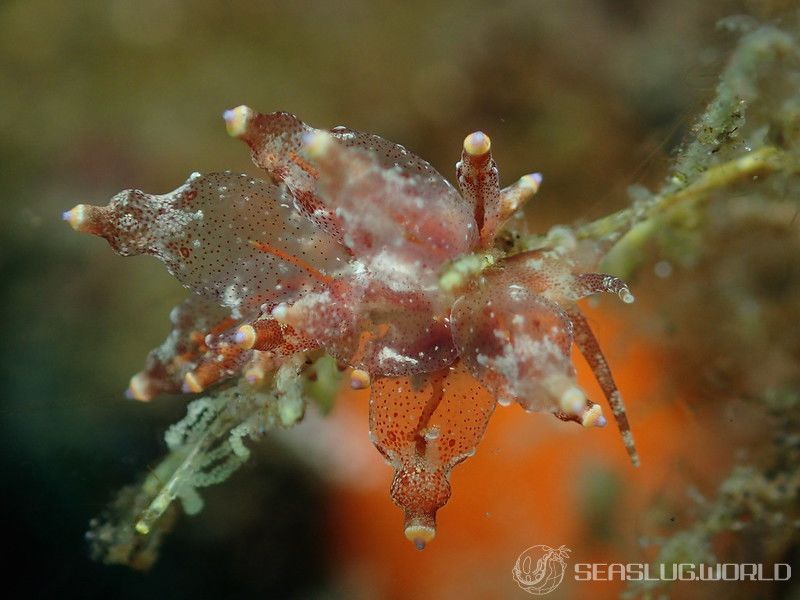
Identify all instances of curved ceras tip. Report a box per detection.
[349,369,370,390]
[463,131,491,156]
[404,518,436,551]
[619,288,635,304]
[223,105,254,138]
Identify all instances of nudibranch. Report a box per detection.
[65,106,638,549]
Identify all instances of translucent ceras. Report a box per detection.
[65,106,638,549]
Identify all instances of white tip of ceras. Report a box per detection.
[301,130,334,159]
[62,204,90,232]
[559,385,586,415]
[519,172,543,193]
[463,131,491,156]
[234,324,256,349]
[546,374,586,416]
[350,368,371,390]
[581,404,607,428]
[126,371,155,402]
[134,520,150,535]
[619,288,635,304]
[244,363,266,385]
[271,302,290,323]
[404,521,436,550]
[223,105,254,138]
[182,371,204,394]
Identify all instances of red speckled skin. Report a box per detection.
[66,107,638,544]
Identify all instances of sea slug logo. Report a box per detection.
[512,544,791,593]
[512,544,571,595]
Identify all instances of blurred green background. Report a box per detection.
[0,0,766,597]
